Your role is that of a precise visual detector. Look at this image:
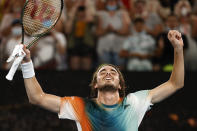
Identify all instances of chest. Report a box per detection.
[84,104,138,131]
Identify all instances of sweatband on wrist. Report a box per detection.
[21,60,35,79]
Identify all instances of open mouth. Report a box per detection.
[104,77,113,81]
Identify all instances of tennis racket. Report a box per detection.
[6,0,64,81]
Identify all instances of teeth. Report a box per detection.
[106,78,111,80]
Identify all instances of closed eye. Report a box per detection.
[99,69,106,75]
[111,69,117,75]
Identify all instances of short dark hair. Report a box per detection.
[133,18,145,24]
[165,13,178,22]
[11,19,21,26]
[89,64,127,98]
[77,6,86,12]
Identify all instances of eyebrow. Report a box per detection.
[99,68,118,73]
[111,68,117,73]
[99,69,106,73]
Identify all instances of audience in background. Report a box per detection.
[65,0,95,70]
[120,18,156,71]
[96,0,130,68]
[153,14,188,71]
[174,0,197,71]
[0,0,24,67]
[33,30,66,70]
[131,0,163,37]
[1,0,197,71]
[2,19,30,69]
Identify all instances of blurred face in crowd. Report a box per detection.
[106,0,118,11]
[134,21,145,33]
[11,0,24,18]
[11,24,22,37]
[135,1,146,14]
[95,65,121,92]
[77,6,86,20]
[178,1,191,17]
[166,15,179,29]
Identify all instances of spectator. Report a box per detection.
[174,0,192,36]
[131,0,163,37]
[51,29,67,71]
[159,0,179,11]
[2,19,30,70]
[120,18,156,71]
[0,0,24,34]
[65,0,96,70]
[32,30,66,70]
[0,0,24,68]
[96,0,130,68]
[153,14,189,71]
[173,0,197,71]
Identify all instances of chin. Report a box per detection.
[98,84,119,92]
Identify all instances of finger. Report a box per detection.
[168,31,172,38]
[22,44,30,55]
[175,32,182,40]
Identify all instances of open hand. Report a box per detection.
[168,30,184,49]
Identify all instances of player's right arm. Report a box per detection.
[22,45,61,113]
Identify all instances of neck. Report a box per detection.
[97,91,120,105]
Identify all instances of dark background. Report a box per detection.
[0,70,197,131]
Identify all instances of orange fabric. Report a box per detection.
[75,21,86,37]
[61,97,92,131]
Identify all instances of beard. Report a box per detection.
[98,84,119,93]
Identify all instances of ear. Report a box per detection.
[118,84,121,89]
[94,84,98,89]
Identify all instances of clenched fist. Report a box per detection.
[168,30,184,49]
[22,45,31,63]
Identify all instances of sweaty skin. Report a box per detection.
[22,30,184,114]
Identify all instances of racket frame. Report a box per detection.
[21,0,64,48]
[6,0,64,81]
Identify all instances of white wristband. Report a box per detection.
[21,60,35,79]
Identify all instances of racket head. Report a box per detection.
[21,0,63,37]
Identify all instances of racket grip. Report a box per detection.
[6,56,24,81]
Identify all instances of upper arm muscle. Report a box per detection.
[148,81,178,104]
[37,93,61,113]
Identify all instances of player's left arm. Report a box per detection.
[148,30,184,104]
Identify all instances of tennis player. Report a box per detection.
[20,30,184,131]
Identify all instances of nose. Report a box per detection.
[106,72,111,76]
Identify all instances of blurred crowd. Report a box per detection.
[0,103,196,131]
[1,0,197,71]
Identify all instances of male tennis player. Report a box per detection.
[20,30,184,131]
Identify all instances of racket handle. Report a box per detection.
[6,56,24,81]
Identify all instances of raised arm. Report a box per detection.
[148,30,184,104]
[22,46,61,113]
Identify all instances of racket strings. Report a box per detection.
[23,0,62,36]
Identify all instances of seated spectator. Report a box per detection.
[153,14,189,71]
[120,18,156,71]
[65,0,96,70]
[96,0,130,68]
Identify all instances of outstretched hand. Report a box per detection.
[168,30,184,49]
